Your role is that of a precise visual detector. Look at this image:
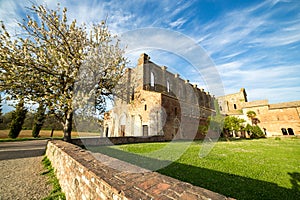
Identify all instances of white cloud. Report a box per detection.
[246,86,300,103]
[218,64,300,103]
[169,17,187,29]
[170,0,195,18]
[191,0,300,103]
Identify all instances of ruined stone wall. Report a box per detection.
[254,105,300,136]
[104,53,216,140]
[240,101,300,136]
[46,140,230,200]
[239,99,300,136]
[104,90,163,137]
[161,94,210,140]
[269,101,300,109]
[142,61,214,108]
[241,104,269,124]
[161,94,181,140]
[217,88,248,114]
[115,65,144,105]
[217,88,300,136]
[243,100,269,108]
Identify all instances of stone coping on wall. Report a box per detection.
[71,136,166,147]
[46,140,234,200]
[269,100,300,109]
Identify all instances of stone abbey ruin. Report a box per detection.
[103,53,300,139]
[103,53,216,140]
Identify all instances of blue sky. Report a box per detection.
[1,0,300,112]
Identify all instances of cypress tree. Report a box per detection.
[0,96,2,117]
[8,99,27,138]
[32,102,46,137]
[0,96,3,123]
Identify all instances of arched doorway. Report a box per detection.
[281,128,288,135]
[174,118,181,138]
[119,114,126,137]
[133,115,142,136]
[287,128,294,135]
[105,125,109,137]
[143,125,148,136]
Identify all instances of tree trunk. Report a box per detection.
[232,130,236,138]
[63,111,73,142]
[50,129,54,137]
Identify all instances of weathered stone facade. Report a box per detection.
[217,88,248,115]
[217,88,300,136]
[103,53,216,140]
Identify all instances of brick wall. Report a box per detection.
[46,140,232,200]
[71,136,166,147]
[239,101,300,136]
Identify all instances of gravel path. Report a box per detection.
[0,141,52,200]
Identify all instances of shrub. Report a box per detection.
[198,124,208,134]
[250,125,265,139]
[244,124,252,134]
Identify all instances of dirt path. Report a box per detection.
[0,141,52,200]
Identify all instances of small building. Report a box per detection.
[103,53,216,140]
[217,88,300,136]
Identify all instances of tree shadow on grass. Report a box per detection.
[89,146,300,200]
[288,172,300,192]
[159,163,300,200]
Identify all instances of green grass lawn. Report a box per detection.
[90,137,300,200]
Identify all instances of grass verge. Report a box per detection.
[0,137,62,142]
[0,129,101,142]
[41,156,66,200]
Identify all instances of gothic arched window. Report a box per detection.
[167,81,170,92]
[150,72,155,87]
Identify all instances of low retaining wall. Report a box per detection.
[46,140,232,200]
[71,136,166,147]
